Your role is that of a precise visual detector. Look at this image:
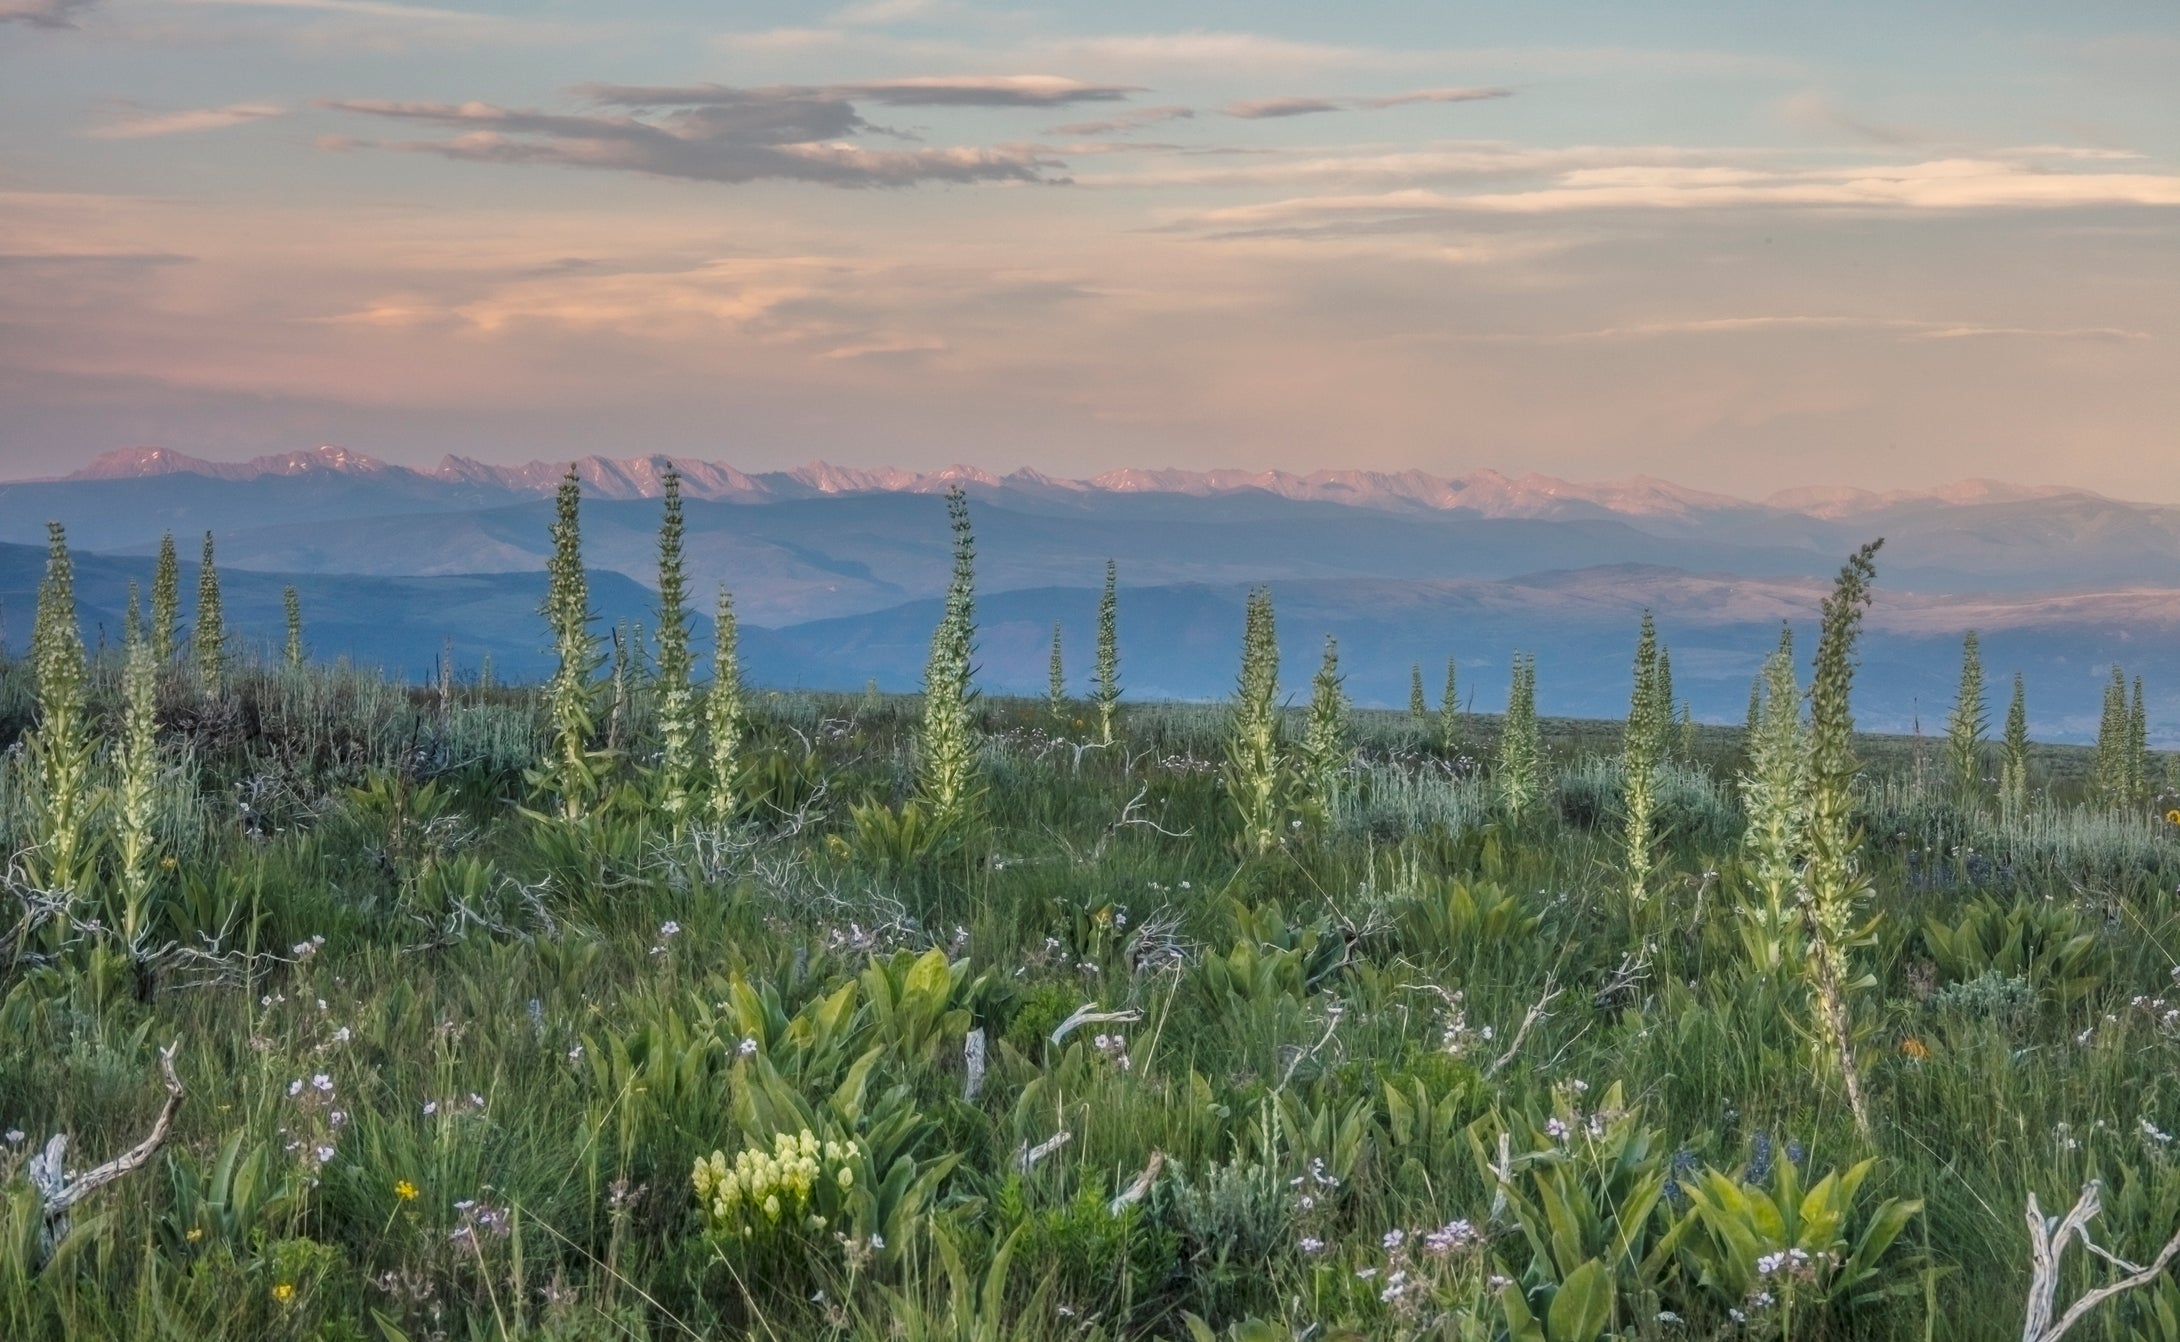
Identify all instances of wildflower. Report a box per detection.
[1544,1118,1569,1141]
[5,1129,23,1145]
[185,1225,205,1243]
[315,1145,336,1164]
[272,1282,295,1304]
[160,854,179,870]
[1355,1267,1378,1281]
[422,1101,438,1116]
[395,1179,419,1201]
[331,1027,351,1044]
[659,921,681,937]
[1298,1236,1326,1256]
[1899,1036,1931,1061]
[738,1036,759,1056]
[1381,1229,1406,1251]
[311,1073,333,1093]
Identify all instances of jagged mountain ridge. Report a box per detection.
[59,445,2103,526]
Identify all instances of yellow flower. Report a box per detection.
[160,855,180,870]
[185,1226,205,1243]
[271,1282,295,1304]
[394,1179,419,1201]
[1899,1036,1931,1061]
[2165,809,2180,825]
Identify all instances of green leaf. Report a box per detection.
[1547,1258,1615,1342]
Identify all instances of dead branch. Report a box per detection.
[2022,1180,2180,1342]
[26,1040,184,1262]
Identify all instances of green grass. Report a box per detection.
[4,659,2180,1341]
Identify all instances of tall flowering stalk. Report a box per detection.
[653,467,699,829]
[1094,559,1120,745]
[917,487,981,830]
[2093,667,2129,809]
[1438,656,1460,756]
[1737,626,1807,979]
[1047,622,1066,722]
[2000,672,2030,814]
[707,588,745,825]
[283,585,305,668]
[29,522,94,895]
[1409,664,1428,720]
[1622,611,1664,907]
[539,468,605,821]
[1944,630,1986,802]
[1802,539,1882,1137]
[114,626,162,951]
[1301,635,1348,817]
[195,531,225,695]
[151,532,179,665]
[1496,653,1541,821]
[1224,587,1284,855]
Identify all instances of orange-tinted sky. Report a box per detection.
[2,1,2176,497]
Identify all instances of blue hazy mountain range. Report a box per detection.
[2,448,2175,742]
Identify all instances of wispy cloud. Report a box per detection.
[1361,86,1515,108]
[1517,315,2152,343]
[1046,104,1193,136]
[321,89,1062,187]
[1168,155,2180,224]
[1224,87,1515,119]
[84,103,286,139]
[584,75,1139,109]
[1223,96,1344,120]
[0,0,95,26]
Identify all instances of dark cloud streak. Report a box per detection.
[319,94,1059,187]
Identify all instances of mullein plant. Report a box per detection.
[195,531,225,695]
[707,588,746,825]
[1621,611,1666,908]
[1999,672,2030,814]
[124,581,142,647]
[653,467,700,830]
[113,625,162,953]
[151,532,179,665]
[2130,676,2150,807]
[29,523,95,898]
[1409,664,1428,720]
[2092,667,2131,810]
[1224,587,1284,855]
[1300,635,1349,818]
[916,487,980,830]
[1047,622,1066,723]
[1801,539,1882,1137]
[1496,652,1542,821]
[1654,645,1676,760]
[1094,559,1120,745]
[283,585,305,668]
[1737,626,1808,980]
[1944,630,1986,803]
[1438,656,1460,756]
[536,468,608,821]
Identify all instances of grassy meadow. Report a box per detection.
[5,493,2180,1341]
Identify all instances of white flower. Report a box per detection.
[1381,1229,1405,1251]
[311,1073,333,1093]
[738,1037,758,1056]
[4,1129,22,1145]
[287,1079,304,1097]
[422,1101,438,1116]
[659,921,681,938]
[1298,1236,1325,1256]
[314,1145,336,1164]
[1544,1118,1569,1140]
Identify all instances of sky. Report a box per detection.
[2,1,2177,499]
